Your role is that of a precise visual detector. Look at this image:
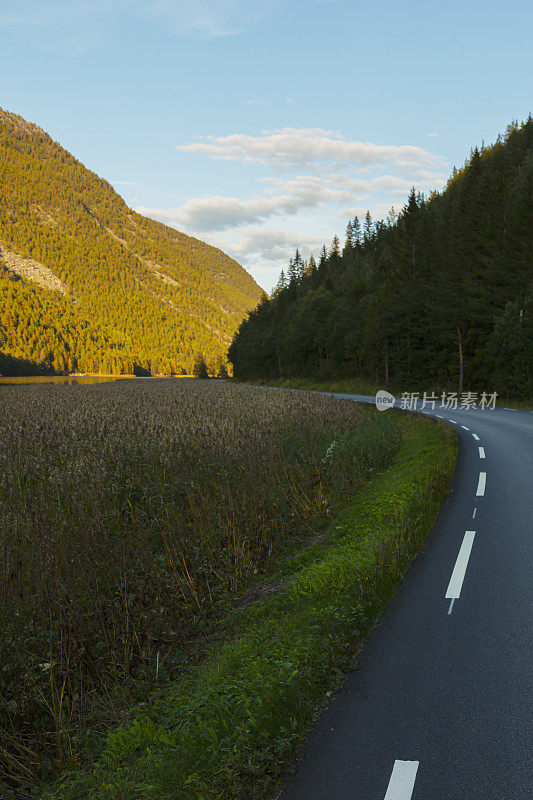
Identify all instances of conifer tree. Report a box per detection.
[352,215,361,244]
[363,211,373,242]
[229,117,532,397]
[305,254,317,276]
[345,220,354,248]
[193,354,209,379]
[287,257,297,283]
[330,236,340,257]
[293,248,304,281]
[272,269,288,297]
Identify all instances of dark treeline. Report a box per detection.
[0,109,263,376]
[229,119,533,398]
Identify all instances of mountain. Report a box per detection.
[0,108,263,375]
[229,118,533,398]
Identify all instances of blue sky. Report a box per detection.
[1,0,531,290]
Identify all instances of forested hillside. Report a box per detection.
[229,119,532,398]
[0,109,263,375]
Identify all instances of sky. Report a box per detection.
[1,1,531,292]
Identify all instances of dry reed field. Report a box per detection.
[0,379,399,791]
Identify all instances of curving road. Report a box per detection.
[278,395,533,800]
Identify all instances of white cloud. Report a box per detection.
[335,170,447,196]
[409,168,448,183]
[137,169,448,237]
[207,226,326,291]
[258,174,361,207]
[229,226,324,262]
[177,127,440,171]
[138,192,307,231]
[138,174,360,232]
[371,174,420,196]
[259,174,365,199]
[137,128,449,289]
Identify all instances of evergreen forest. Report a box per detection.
[229,119,533,398]
[0,109,263,376]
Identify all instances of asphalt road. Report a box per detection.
[278,395,533,800]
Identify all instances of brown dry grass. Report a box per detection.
[0,378,398,789]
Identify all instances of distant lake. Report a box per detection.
[0,375,131,386]
[0,375,193,385]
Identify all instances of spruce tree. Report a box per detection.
[363,211,373,242]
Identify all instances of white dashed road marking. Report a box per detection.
[446,531,476,612]
[384,760,419,800]
[473,507,477,519]
[479,447,485,459]
[461,425,469,430]
[472,434,480,441]
[476,472,486,496]
[449,419,457,424]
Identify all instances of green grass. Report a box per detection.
[258,376,533,410]
[44,410,457,800]
[255,376,380,397]
[496,398,533,411]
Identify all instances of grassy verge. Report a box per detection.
[45,408,457,800]
[258,377,533,410]
[255,376,380,396]
[496,398,533,410]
